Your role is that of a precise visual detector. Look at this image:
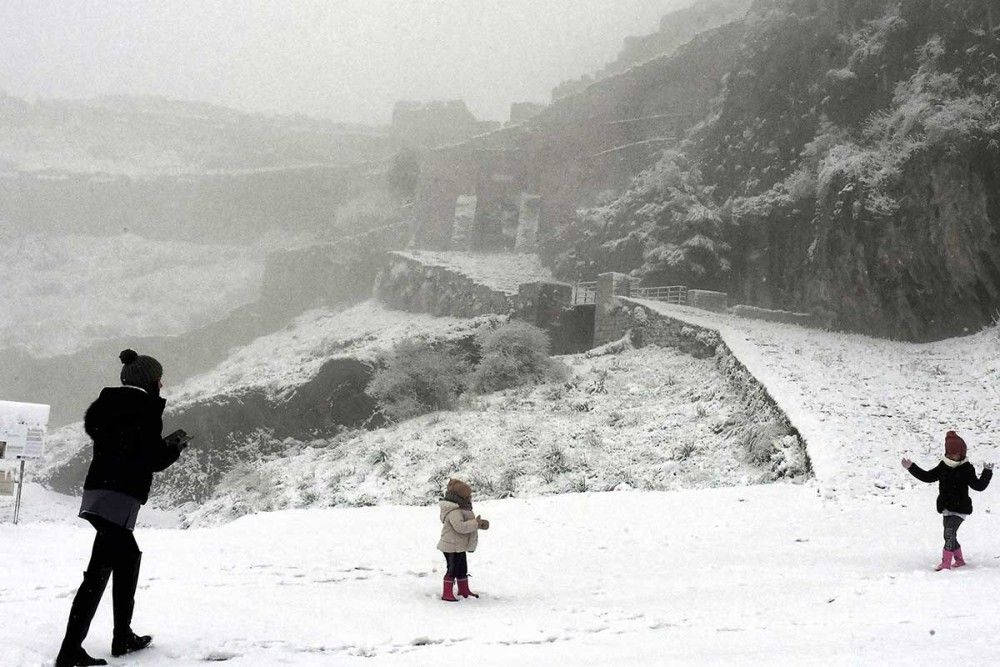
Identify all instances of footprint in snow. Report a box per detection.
[203,650,241,661]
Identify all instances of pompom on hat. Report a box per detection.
[944,431,967,460]
[119,349,163,390]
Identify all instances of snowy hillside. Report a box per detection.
[166,301,501,410]
[0,233,267,356]
[35,302,505,494]
[187,344,807,525]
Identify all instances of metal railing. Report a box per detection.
[572,280,687,306]
[631,284,687,305]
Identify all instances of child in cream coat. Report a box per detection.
[437,478,489,601]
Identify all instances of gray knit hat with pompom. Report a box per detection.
[119,349,163,389]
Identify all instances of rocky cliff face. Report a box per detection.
[711,0,1000,339]
[548,0,999,341]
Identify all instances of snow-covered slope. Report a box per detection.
[36,302,503,489]
[166,301,500,410]
[5,484,1000,665]
[186,344,807,525]
[632,299,1000,497]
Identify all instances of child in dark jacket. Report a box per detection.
[902,431,993,570]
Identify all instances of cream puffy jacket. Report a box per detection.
[436,500,479,553]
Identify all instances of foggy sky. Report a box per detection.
[0,0,694,124]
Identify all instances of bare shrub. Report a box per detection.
[540,444,571,482]
[742,420,789,466]
[367,339,471,421]
[472,321,565,393]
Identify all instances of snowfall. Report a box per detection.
[3,295,1000,665]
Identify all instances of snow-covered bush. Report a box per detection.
[367,339,471,422]
[472,321,566,393]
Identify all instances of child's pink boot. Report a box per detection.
[935,550,954,571]
[442,576,458,601]
[456,577,479,599]
[953,548,966,568]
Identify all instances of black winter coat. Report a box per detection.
[83,386,181,504]
[907,460,992,514]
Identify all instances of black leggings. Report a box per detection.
[443,552,468,579]
[943,515,964,551]
[86,515,140,570]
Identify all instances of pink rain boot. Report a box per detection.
[441,576,458,602]
[935,550,954,571]
[456,577,479,599]
[953,548,966,568]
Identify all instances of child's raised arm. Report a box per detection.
[969,463,993,492]
[902,458,940,483]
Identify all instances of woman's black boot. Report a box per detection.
[54,647,108,667]
[55,567,112,667]
[111,551,152,657]
[111,631,153,657]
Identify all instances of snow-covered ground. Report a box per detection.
[4,483,1000,665]
[0,234,267,356]
[632,300,1000,499]
[391,251,556,294]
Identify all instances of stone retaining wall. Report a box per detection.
[687,289,729,312]
[373,253,592,353]
[729,304,818,327]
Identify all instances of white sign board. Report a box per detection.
[0,401,50,461]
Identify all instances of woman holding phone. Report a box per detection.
[55,350,191,667]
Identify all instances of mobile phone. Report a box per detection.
[165,429,194,448]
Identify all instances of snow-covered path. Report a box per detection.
[633,301,1000,499]
[5,483,1000,665]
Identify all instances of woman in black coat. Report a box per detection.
[56,350,188,667]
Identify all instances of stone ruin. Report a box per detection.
[447,190,543,253]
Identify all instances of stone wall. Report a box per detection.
[373,253,591,354]
[391,100,498,149]
[687,289,729,312]
[729,304,818,327]
[374,253,513,318]
[597,295,722,359]
[450,195,477,249]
